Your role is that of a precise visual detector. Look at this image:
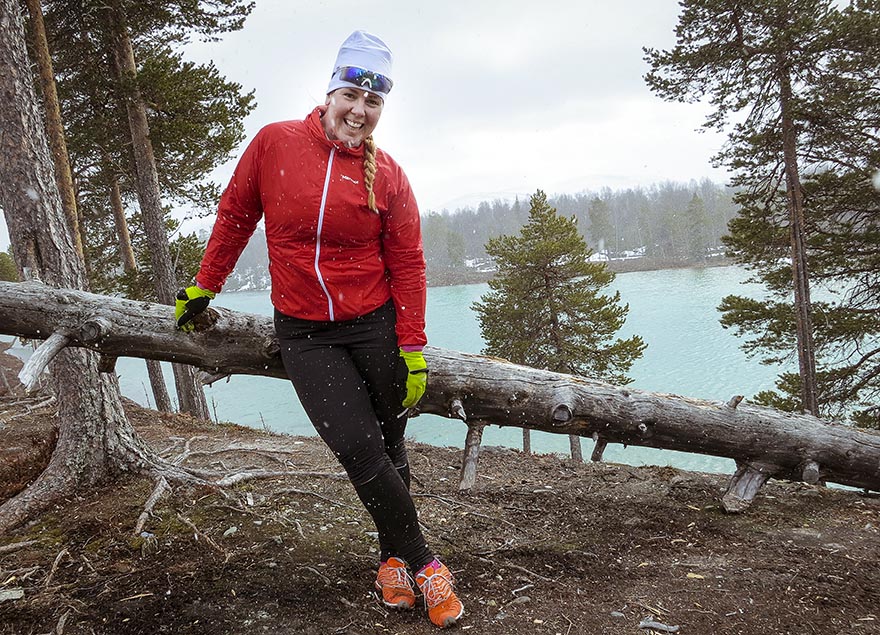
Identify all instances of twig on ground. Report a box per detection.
[217,470,346,487]
[638,618,680,632]
[475,537,515,556]
[0,565,40,581]
[0,540,40,554]
[505,562,555,583]
[512,582,534,595]
[333,619,357,634]
[185,448,294,467]
[275,487,360,511]
[134,476,170,535]
[412,492,475,509]
[301,565,332,584]
[502,504,542,514]
[635,601,671,616]
[8,396,56,421]
[474,554,554,583]
[176,513,228,560]
[44,548,68,588]
[54,608,72,635]
[79,554,96,575]
[462,510,518,529]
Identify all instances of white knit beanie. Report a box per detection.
[326,30,394,99]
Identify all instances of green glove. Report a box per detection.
[175,285,215,332]
[400,349,428,408]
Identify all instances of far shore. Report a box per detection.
[424,256,737,288]
[216,257,739,293]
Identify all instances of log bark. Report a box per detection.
[1,281,879,499]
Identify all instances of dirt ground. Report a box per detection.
[2,348,880,635]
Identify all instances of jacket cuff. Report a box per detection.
[194,276,221,294]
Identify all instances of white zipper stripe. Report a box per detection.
[314,148,336,320]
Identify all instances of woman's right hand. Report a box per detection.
[175,285,215,332]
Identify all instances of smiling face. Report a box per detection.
[323,87,384,147]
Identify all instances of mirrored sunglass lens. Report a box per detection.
[339,67,392,93]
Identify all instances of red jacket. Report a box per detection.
[196,107,427,347]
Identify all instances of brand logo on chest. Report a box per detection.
[340,174,360,185]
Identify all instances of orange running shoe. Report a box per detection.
[375,557,416,609]
[415,559,464,628]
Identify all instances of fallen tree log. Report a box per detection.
[1,281,879,509]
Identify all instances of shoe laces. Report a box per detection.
[379,562,413,590]
[418,568,455,608]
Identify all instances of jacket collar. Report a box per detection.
[306,106,366,157]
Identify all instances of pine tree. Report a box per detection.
[44,0,255,295]
[645,0,880,419]
[683,193,709,262]
[36,0,255,419]
[0,249,18,282]
[0,0,193,533]
[473,190,646,385]
[587,197,613,254]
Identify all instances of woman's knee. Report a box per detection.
[335,444,395,487]
[385,436,408,469]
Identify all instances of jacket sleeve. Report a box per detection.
[195,129,267,292]
[381,165,427,348]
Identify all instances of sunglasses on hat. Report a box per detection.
[336,66,393,94]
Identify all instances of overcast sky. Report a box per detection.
[1,0,732,251]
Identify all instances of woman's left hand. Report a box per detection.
[399,349,428,408]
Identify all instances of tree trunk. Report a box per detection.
[109,172,137,272]
[145,358,172,413]
[104,0,208,420]
[23,0,84,262]
[0,1,183,534]
[109,170,172,412]
[778,63,819,416]
[2,282,879,505]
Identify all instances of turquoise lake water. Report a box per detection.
[5,266,788,475]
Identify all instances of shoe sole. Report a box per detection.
[374,588,415,610]
[435,605,464,628]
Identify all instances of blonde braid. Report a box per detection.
[364,135,378,213]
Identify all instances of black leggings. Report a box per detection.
[274,301,433,570]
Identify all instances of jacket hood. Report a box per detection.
[306,106,366,157]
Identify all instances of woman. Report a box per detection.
[175,30,464,629]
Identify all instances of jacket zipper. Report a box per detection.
[314,147,336,320]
